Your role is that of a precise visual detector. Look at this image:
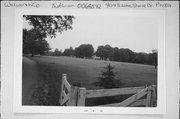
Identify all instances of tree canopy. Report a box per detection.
[63,47,74,56]
[23,29,51,56]
[47,43,157,67]
[96,45,113,60]
[23,15,75,56]
[75,44,94,58]
[23,15,75,38]
[53,48,62,56]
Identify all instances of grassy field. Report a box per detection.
[30,56,157,89]
[25,55,157,106]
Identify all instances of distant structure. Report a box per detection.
[92,55,101,60]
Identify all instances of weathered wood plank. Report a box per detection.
[98,87,148,107]
[59,74,65,105]
[97,99,146,107]
[63,75,71,92]
[68,86,78,106]
[60,74,71,105]
[151,86,157,107]
[77,88,86,106]
[129,99,146,107]
[117,87,148,107]
[86,86,145,98]
[146,88,152,107]
[61,91,70,105]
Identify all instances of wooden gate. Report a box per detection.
[59,74,157,107]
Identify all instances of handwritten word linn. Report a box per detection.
[4,2,40,8]
[52,3,75,8]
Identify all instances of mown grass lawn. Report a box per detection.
[25,55,157,106]
[31,56,157,89]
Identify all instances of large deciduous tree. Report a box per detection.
[23,29,51,56]
[96,45,113,60]
[53,48,62,56]
[23,15,75,38]
[117,48,135,62]
[75,44,94,58]
[23,15,75,56]
[63,47,74,56]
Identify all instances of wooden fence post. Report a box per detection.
[68,86,78,106]
[59,74,66,105]
[77,88,86,106]
[146,86,152,107]
[151,86,157,107]
[59,74,72,106]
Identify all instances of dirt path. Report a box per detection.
[22,56,42,105]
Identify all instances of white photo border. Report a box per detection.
[14,9,166,114]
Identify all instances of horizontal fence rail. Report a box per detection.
[86,86,145,98]
[101,87,148,107]
[59,74,157,107]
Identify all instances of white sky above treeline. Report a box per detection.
[23,16,158,53]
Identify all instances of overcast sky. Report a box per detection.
[24,16,158,53]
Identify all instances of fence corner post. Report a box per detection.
[151,86,157,107]
[62,74,67,80]
[77,88,86,106]
[146,86,152,107]
[68,86,78,106]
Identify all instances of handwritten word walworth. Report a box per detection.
[4,2,40,8]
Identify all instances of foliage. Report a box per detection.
[116,48,135,62]
[53,48,62,56]
[75,44,94,58]
[23,29,51,56]
[94,63,121,89]
[61,44,157,66]
[133,50,157,68]
[63,47,74,56]
[151,49,158,68]
[24,15,75,38]
[23,15,75,57]
[96,45,113,60]
[95,44,157,66]
[96,46,134,62]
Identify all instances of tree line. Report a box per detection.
[46,44,157,67]
[23,27,157,67]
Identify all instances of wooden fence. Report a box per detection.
[59,74,157,107]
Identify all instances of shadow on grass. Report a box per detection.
[31,61,61,106]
